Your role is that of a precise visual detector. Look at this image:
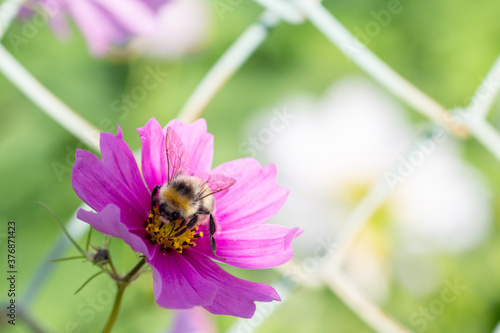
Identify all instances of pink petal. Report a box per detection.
[138,118,169,191]
[67,0,120,56]
[77,205,157,258]
[41,3,71,40]
[71,149,147,229]
[91,0,155,36]
[183,251,280,318]
[212,159,289,231]
[141,0,166,11]
[168,308,216,333]
[100,127,150,214]
[166,119,213,175]
[193,225,303,269]
[67,0,158,55]
[149,250,217,309]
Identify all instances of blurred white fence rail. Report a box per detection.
[178,11,281,123]
[0,45,100,150]
[0,0,23,39]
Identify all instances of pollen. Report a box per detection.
[146,208,203,253]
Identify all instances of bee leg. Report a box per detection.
[151,185,160,211]
[150,185,161,227]
[169,215,198,238]
[151,186,161,219]
[170,227,187,238]
[186,214,199,229]
[209,214,225,260]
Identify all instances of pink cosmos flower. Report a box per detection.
[25,0,168,56]
[71,117,301,318]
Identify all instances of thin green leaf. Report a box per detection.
[86,226,93,252]
[103,235,112,248]
[75,271,104,295]
[37,202,86,256]
[51,256,86,262]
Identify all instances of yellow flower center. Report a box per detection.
[146,207,202,253]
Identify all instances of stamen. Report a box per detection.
[146,207,202,253]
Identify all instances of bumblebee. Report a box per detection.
[150,128,235,259]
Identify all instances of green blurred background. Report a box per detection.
[1,0,500,332]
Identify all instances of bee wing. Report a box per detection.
[196,173,236,201]
[165,127,186,181]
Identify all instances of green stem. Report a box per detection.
[101,258,147,333]
[123,258,146,283]
[101,284,125,333]
[107,257,119,281]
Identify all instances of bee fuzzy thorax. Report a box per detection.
[158,174,215,219]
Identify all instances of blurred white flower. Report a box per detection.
[244,77,492,300]
[129,0,213,59]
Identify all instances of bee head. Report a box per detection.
[158,202,182,222]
